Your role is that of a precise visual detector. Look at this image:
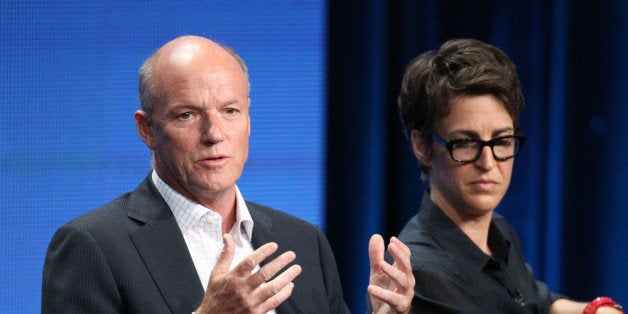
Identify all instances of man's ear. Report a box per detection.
[410,130,432,167]
[134,110,155,150]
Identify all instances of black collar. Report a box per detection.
[417,193,512,277]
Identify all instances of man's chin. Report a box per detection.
[191,180,235,196]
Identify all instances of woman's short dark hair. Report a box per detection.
[398,39,524,139]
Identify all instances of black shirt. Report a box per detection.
[397,193,563,313]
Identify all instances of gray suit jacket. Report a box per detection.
[42,175,350,313]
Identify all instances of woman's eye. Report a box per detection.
[456,140,476,148]
[494,138,513,146]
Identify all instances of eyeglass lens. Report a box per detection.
[451,137,520,161]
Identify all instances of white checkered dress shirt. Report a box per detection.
[151,171,259,292]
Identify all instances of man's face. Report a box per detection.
[426,94,515,219]
[139,45,250,205]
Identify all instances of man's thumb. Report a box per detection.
[212,233,235,276]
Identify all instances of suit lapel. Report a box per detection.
[128,177,204,313]
[248,201,286,258]
[248,202,302,314]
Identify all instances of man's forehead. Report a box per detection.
[165,45,202,67]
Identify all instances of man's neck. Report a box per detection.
[194,189,238,235]
[154,169,239,235]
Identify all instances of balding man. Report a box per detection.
[42,36,414,314]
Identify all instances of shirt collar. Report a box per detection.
[418,191,511,275]
[234,185,254,241]
[151,170,254,241]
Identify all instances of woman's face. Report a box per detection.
[423,94,516,220]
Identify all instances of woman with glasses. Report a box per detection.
[396,39,622,313]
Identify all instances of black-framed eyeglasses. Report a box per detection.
[431,133,525,163]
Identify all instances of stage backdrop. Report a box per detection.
[3,2,626,314]
[0,2,326,312]
[326,1,627,312]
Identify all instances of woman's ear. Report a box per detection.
[410,130,432,167]
[134,110,155,150]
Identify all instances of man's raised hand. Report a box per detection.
[368,234,415,314]
[195,234,302,313]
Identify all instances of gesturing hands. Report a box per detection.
[368,234,415,314]
[195,234,302,313]
[193,233,413,313]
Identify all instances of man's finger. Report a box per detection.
[367,283,407,310]
[233,241,279,277]
[377,260,409,289]
[210,234,236,279]
[388,239,412,275]
[368,234,385,271]
[384,239,415,289]
[257,281,296,312]
[254,263,302,302]
[390,236,411,257]
[248,250,297,286]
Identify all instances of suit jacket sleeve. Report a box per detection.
[42,223,123,313]
[42,177,203,314]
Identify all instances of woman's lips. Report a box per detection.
[471,179,497,191]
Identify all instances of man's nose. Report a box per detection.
[201,114,225,144]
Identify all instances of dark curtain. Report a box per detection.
[326,1,628,312]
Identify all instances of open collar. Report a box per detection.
[418,193,511,278]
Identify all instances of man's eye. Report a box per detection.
[177,112,193,119]
[225,108,238,115]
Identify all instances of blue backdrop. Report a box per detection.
[0,2,326,312]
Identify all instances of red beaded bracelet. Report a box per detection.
[583,296,623,314]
